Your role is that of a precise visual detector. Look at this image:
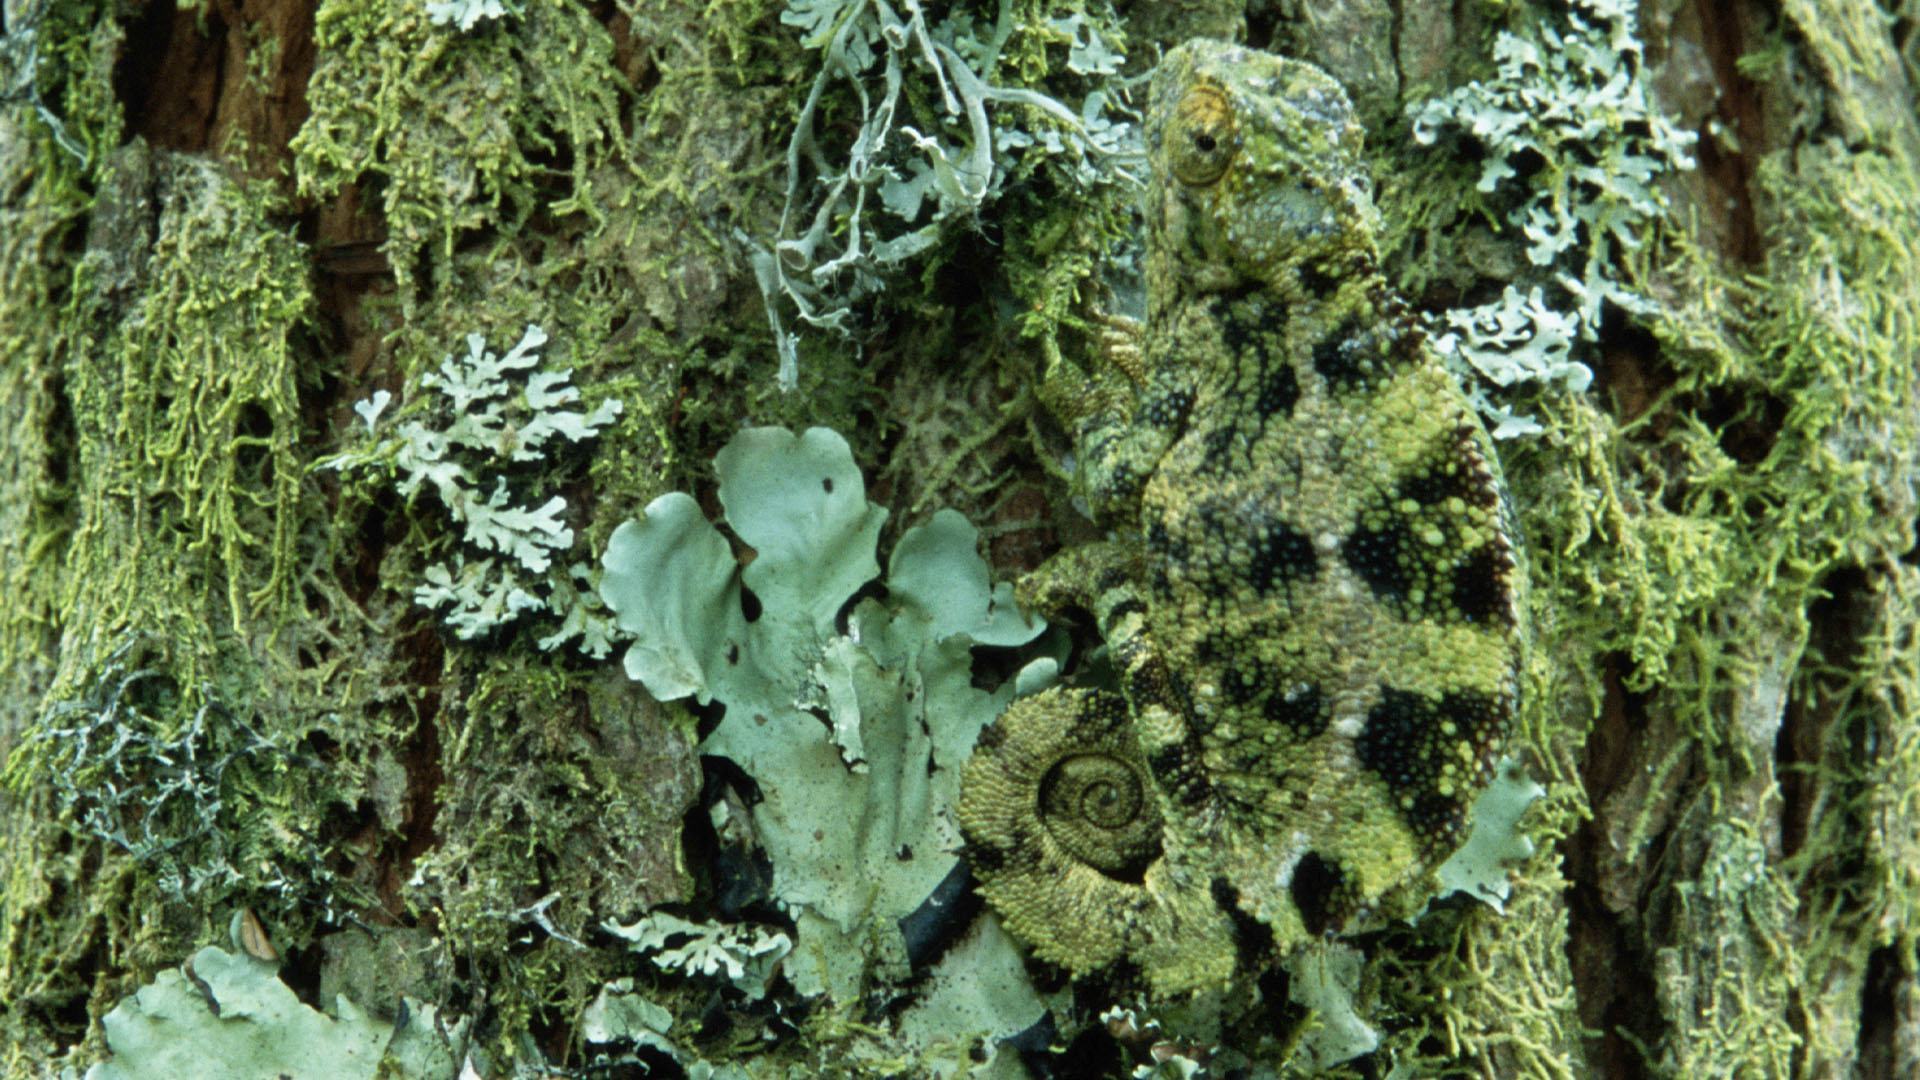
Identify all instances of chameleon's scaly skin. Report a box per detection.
[959,41,1526,995]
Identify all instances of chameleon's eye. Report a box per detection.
[1168,85,1236,186]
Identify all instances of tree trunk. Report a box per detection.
[1,0,1915,1076]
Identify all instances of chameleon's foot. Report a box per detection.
[1016,541,1140,623]
[1036,310,1148,429]
[1090,311,1147,388]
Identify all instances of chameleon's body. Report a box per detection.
[959,41,1526,994]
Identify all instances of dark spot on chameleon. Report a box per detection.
[1141,386,1195,429]
[1392,309,1429,364]
[740,587,762,622]
[1199,631,1263,670]
[1249,519,1317,593]
[1197,425,1241,475]
[1355,687,1508,840]
[1255,357,1299,419]
[1193,499,1233,542]
[1147,739,1213,809]
[1451,545,1512,625]
[1288,852,1348,936]
[1342,518,1413,604]
[1262,682,1328,738]
[975,824,1024,872]
[822,476,834,493]
[1310,317,1370,389]
[1217,662,1257,703]
[1149,564,1173,597]
[1146,744,1187,787]
[1164,668,1198,713]
[1216,290,1284,347]
[1146,517,1192,569]
[1296,260,1337,298]
[1398,464,1468,508]
[1356,689,1436,785]
[1398,432,1500,509]
[726,643,740,664]
[1210,876,1278,963]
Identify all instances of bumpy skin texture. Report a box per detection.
[959,42,1526,996]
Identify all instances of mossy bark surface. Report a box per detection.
[2,0,1916,1075]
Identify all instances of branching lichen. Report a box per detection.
[327,324,622,653]
[750,0,1139,388]
[1406,0,1696,437]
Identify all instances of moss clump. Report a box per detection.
[2,131,413,1068]
[292,0,628,304]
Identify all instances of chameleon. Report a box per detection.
[958,40,1526,996]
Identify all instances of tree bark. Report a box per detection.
[1,0,1916,1076]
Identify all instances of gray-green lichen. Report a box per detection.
[751,0,1138,389]
[598,427,1047,1042]
[1405,0,1698,438]
[82,943,474,1080]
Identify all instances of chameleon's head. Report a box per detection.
[1146,41,1380,297]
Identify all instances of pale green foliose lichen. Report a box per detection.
[1433,758,1545,913]
[1285,943,1379,1072]
[578,981,680,1062]
[82,945,470,1080]
[326,324,621,653]
[598,426,1052,1063]
[1408,0,1696,437]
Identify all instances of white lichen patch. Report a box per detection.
[325,324,621,653]
[605,912,793,1001]
[1408,0,1696,436]
[599,427,1049,1060]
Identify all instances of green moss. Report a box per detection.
[0,125,474,1061]
[292,0,629,303]
[1363,1,1918,1074]
[0,2,124,749]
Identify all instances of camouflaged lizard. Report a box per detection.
[958,40,1527,996]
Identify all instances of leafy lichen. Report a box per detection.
[599,426,1052,1067]
[82,943,474,1080]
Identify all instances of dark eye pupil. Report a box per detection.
[1193,132,1217,153]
